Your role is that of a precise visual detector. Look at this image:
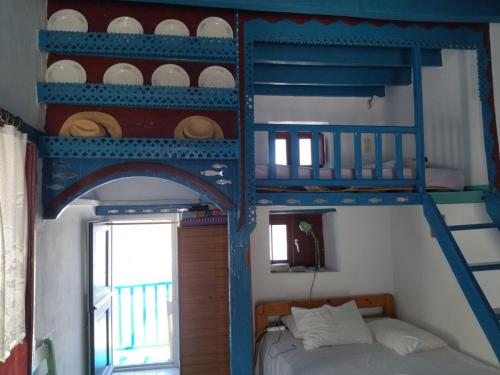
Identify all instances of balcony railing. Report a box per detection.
[113,281,174,353]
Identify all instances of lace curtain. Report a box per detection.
[0,126,27,362]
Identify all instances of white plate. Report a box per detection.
[107,17,143,34]
[197,17,233,38]
[154,19,189,36]
[46,60,87,83]
[47,9,88,32]
[103,63,144,85]
[152,64,190,87]
[198,66,235,88]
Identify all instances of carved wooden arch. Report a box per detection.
[44,161,235,219]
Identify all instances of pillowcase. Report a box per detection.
[282,314,303,339]
[291,301,373,351]
[367,318,447,355]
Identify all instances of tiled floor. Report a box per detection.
[114,368,179,375]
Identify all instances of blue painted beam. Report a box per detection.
[469,262,500,272]
[254,84,385,97]
[256,178,419,187]
[118,0,500,23]
[255,124,417,134]
[448,223,500,231]
[255,192,423,206]
[254,65,411,86]
[254,44,442,67]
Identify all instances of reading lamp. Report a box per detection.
[298,221,321,269]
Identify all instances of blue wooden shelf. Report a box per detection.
[37,82,238,110]
[39,136,239,160]
[39,30,237,63]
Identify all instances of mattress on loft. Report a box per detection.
[254,164,465,191]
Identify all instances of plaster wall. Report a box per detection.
[35,204,95,375]
[391,204,500,366]
[0,0,46,130]
[251,206,394,309]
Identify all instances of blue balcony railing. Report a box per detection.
[113,282,173,352]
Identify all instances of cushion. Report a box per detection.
[292,301,373,351]
[282,314,304,339]
[367,318,448,355]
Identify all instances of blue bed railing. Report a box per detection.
[114,281,174,352]
[255,123,423,189]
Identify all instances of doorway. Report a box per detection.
[89,220,179,374]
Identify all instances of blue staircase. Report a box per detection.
[422,194,500,360]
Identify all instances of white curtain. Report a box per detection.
[0,125,27,362]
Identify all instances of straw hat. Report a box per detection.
[174,116,224,139]
[59,111,122,137]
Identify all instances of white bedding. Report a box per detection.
[255,164,465,191]
[256,330,500,375]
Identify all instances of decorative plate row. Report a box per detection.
[37,82,238,109]
[39,136,240,160]
[39,31,238,63]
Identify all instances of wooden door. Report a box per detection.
[89,222,113,375]
[178,225,229,375]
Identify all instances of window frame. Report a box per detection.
[275,131,325,167]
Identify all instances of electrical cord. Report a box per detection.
[309,268,318,300]
[267,329,296,359]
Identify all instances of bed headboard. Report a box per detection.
[255,293,395,336]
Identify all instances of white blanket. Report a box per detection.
[256,331,500,375]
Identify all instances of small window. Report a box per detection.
[269,213,325,269]
[274,132,325,166]
[269,224,288,261]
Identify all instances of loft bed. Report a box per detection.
[243,18,495,207]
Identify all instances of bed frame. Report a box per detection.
[255,293,395,336]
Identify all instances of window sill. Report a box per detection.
[270,266,335,274]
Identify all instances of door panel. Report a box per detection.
[89,222,113,375]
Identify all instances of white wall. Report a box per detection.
[0,0,46,130]
[35,204,95,375]
[385,49,487,185]
[391,204,500,366]
[490,24,500,149]
[251,206,394,307]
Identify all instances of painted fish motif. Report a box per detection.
[125,209,137,214]
[286,198,300,204]
[107,209,119,214]
[46,184,64,190]
[211,163,227,169]
[51,161,70,167]
[216,179,232,185]
[142,209,154,213]
[368,198,382,204]
[257,199,273,205]
[341,198,355,204]
[395,197,409,203]
[52,172,78,179]
[201,170,224,177]
[313,198,328,204]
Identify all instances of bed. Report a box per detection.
[255,164,465,191]
[254,294,500,375]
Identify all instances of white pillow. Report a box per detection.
[367,318,447,355]
[281,315,303,339]
[292,301,373,351]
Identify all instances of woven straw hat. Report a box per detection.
[59,111,122,137]
[174,116,223,139]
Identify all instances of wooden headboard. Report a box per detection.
[255,293,395,336]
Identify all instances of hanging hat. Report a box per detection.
[174,116,224,140]
[59,111,122,137]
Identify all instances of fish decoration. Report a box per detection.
[211,163,227,169]
[125,209,137,214]
[341,198,355,204]
[46,184,64,190]
[160,208,171,213]
[313,198,328,204]
[201,170,224,177]
[142,209,154,213]
[52,172,78,179]
[51,160,70,167]
[396,197,409,203]
[107,209,119,214]
[368,198,382,204]
[257,199,273,205]
[216,179,231,185]
[286,198,300,204]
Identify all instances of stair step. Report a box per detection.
[494,308,500,320]
[469,262,500,272]
[448,223,500,231]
